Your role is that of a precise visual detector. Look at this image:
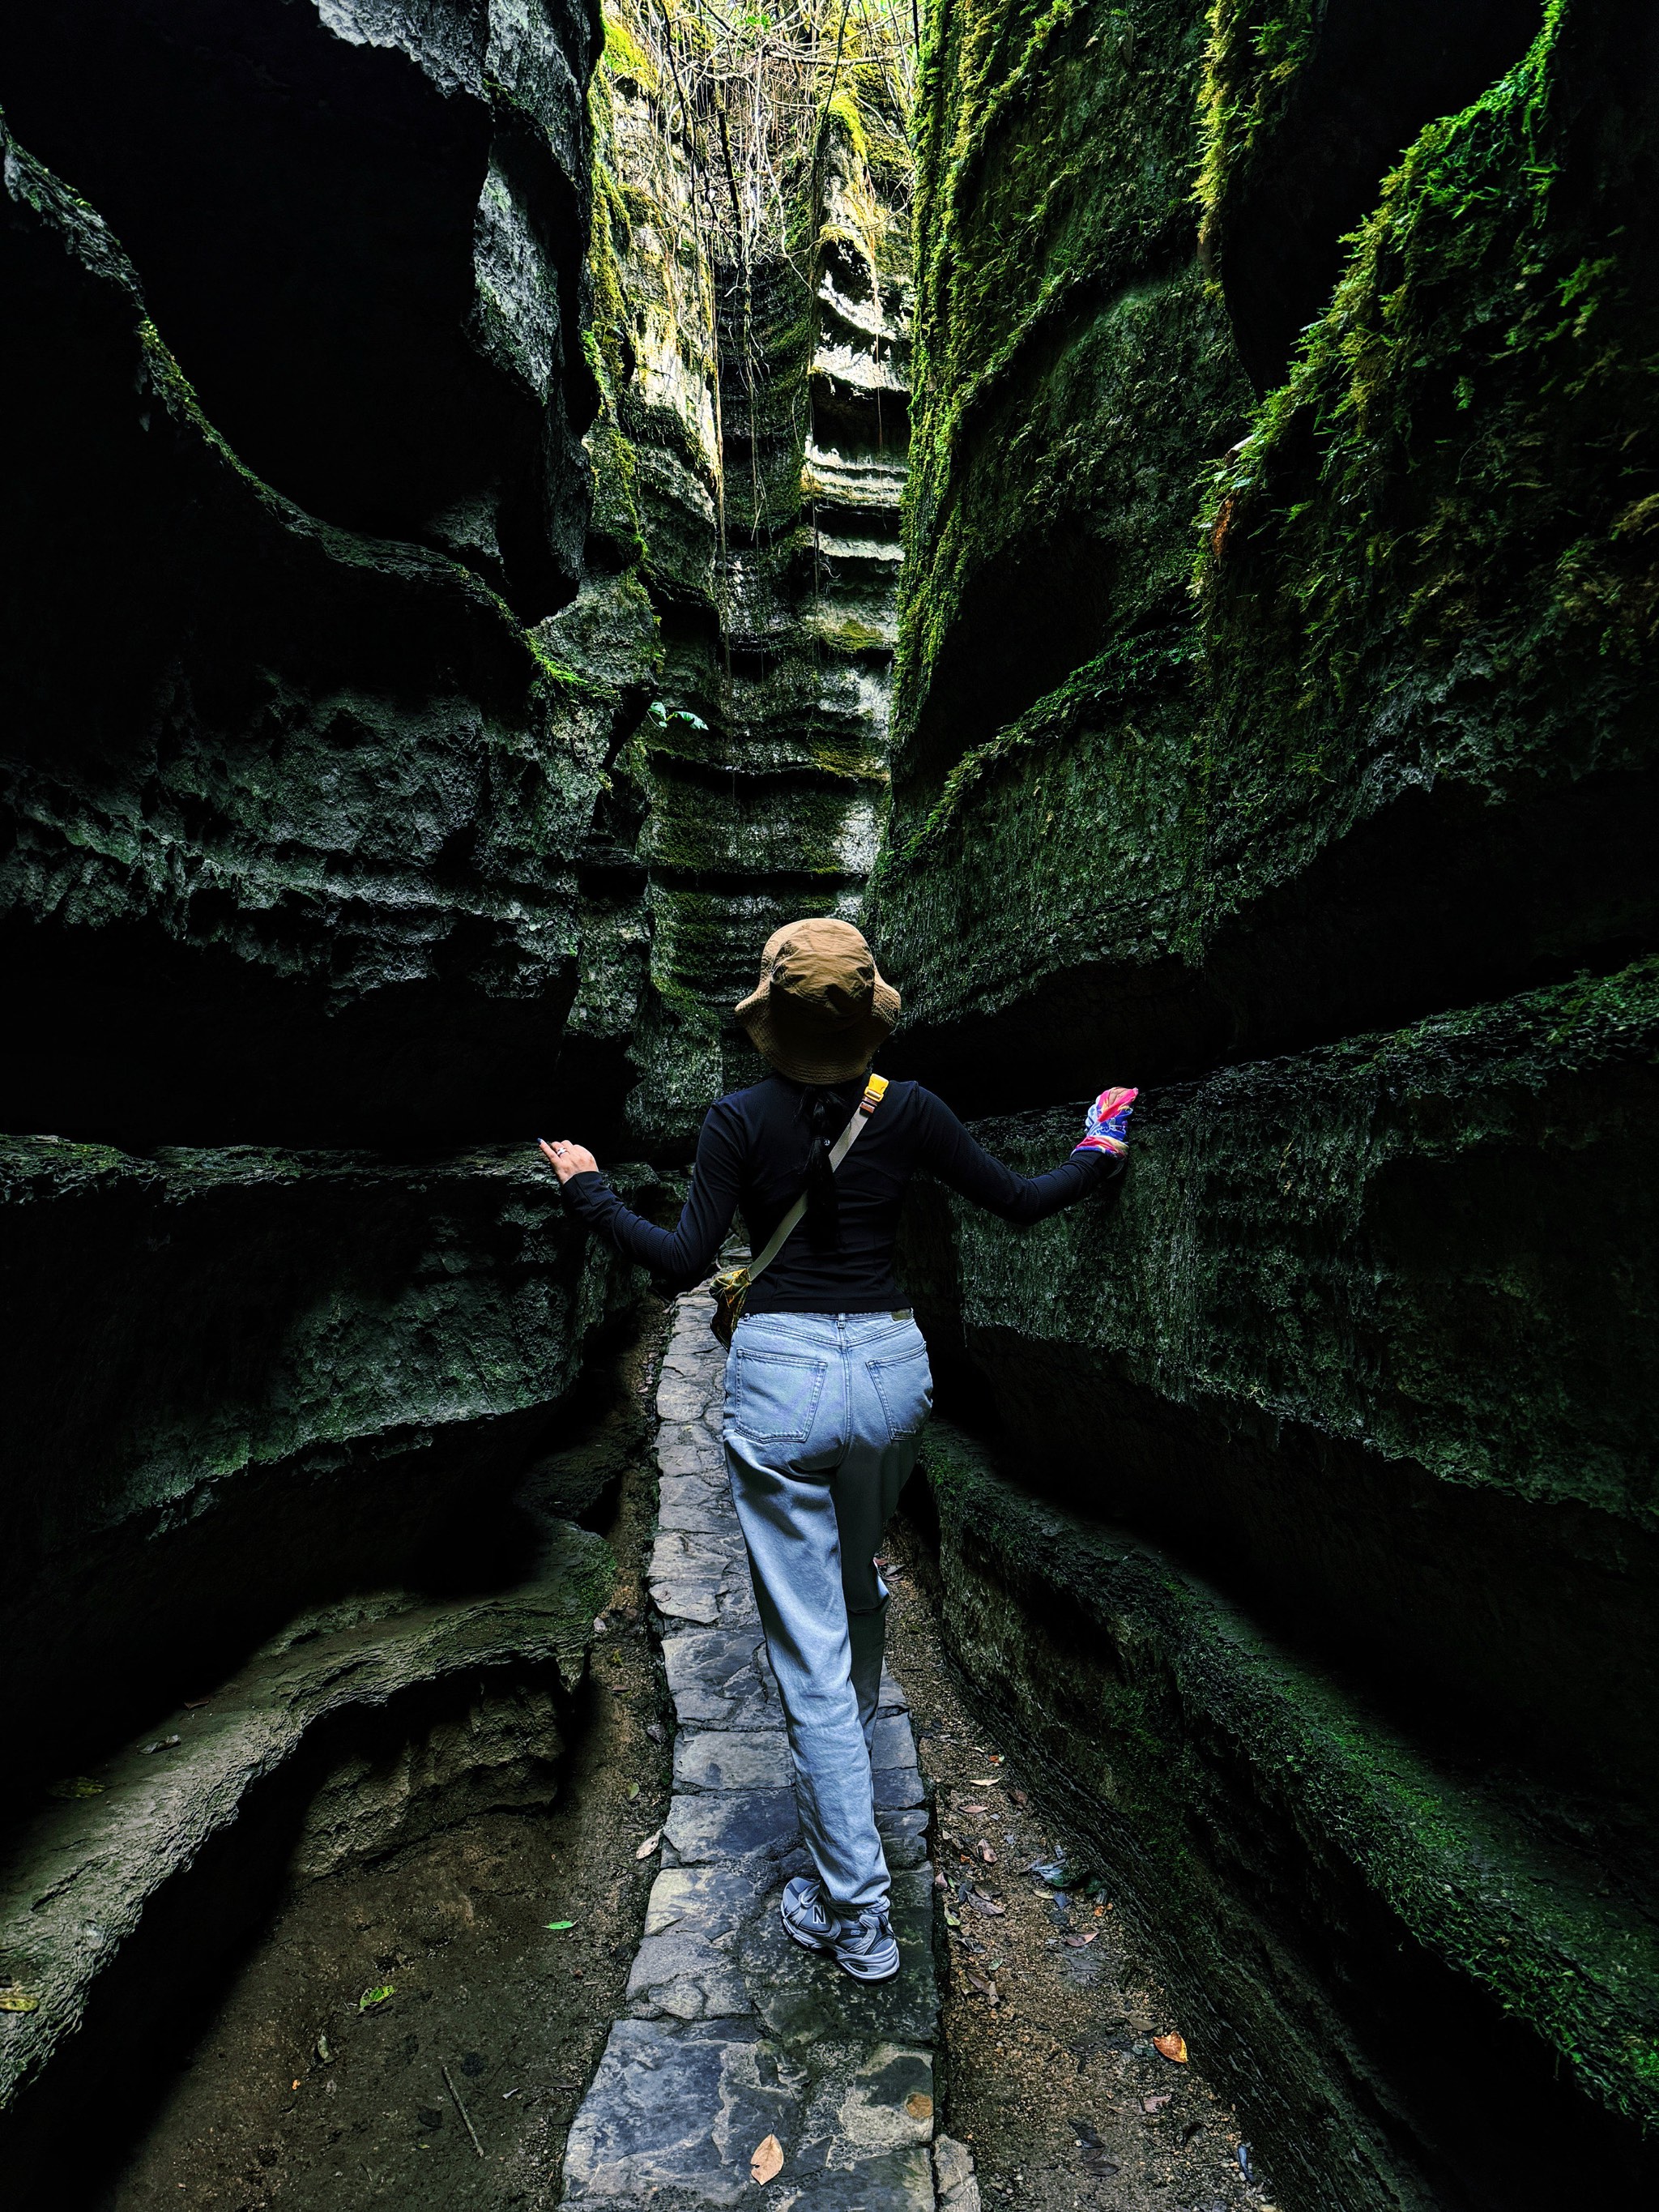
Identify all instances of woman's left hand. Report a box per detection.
[539,1138,599,1185]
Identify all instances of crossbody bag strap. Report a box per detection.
[744,1074,888,1284]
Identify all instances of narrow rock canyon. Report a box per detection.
[2,3,1655,2208]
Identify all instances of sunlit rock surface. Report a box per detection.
[572,10,914,1154]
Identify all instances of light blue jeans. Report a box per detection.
[722,1310,933,1915]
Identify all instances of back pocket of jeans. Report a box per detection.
[731,1349,828,1441]
[868,1347,933,1443]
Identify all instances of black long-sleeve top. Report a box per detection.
[561,1072,1116,1313]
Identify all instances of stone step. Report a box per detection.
[561,1291,967,2209]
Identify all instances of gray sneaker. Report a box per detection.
[780,1877,900,1984]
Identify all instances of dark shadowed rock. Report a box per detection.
[0,0,598,613]
[0,1134,659,1784]
[0,123,618,1144]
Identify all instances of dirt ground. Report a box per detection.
[882,1520,1282,2212]
[101,1307,1282,2212]
[103,1317,671,2212]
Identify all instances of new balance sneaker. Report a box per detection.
[780,1877,900,1983]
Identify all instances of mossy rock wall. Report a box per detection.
[915,1426,1659,2212]
[0,8,655,2141]
[877,0,1659,2199]
[0,1132,661,1804]
[577,11,915,1154]
[900,962,1659,1804]
[874,0,1658,1112]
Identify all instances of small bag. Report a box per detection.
[710,1075,888,1346]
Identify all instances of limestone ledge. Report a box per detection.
[915,1423,1659,2212]
[578,3,911,1162]
[0,0,597,603]
[898,962,1659,1801]
[2,1136,659,1778]
[0,121,616,1141]
[0,1515,611,2143]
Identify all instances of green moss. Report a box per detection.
[823,86,871,165]
[1192,0,1324,243]
[896,0,1245,788]
[923,1426,1659,2157]
[879,0,1657,1057]
[601,8,660,95]
[1195,0,1658,826]
[875,623,1194,870]
[927,956,1659,1523]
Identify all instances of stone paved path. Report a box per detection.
[561,1292,977,2210]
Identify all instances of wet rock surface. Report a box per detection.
[561,1291,947,2210]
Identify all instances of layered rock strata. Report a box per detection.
[0,2,659,2171]
[901,963,1659,1809]
[913,1425,1657,2211]
[561,1290,955,2211]
[1,1515,608,2190]
[876,0,1657,1114]
[0,105,619,1147]
[574,18,914,1154]
[872,0,1659,2201]
[1,1135,659,1789]
[0,1,597,614]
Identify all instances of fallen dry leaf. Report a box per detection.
[635,1830,662,1860]
[1153,2032,1189,2064]
[906,2092,934,2122]
[1009,1787,1028,1807]
[961,1802,988,1815]
[750,2133,783,2185]
[968,1776,1000,1787]
[978,1841,997,1865]
[1143,2093,1172,2113]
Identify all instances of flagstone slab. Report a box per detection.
[561,1289,963,2209]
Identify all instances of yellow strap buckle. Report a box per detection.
[859,1074,889,1117]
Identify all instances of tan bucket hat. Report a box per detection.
[735,916,901,1084]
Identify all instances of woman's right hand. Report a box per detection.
[539,1138,599,1185]
[1073,1087,1137,1157]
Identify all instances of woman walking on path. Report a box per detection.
[539,917,1134,1985]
